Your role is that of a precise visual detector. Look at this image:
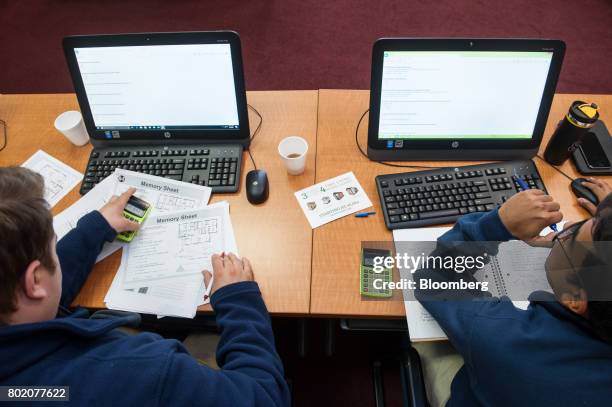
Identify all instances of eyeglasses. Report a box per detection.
[553,220,587,244]
[549,220,587,276]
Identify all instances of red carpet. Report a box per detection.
[1,0,611,94]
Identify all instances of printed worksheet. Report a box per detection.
[112,168,212,216]
[53,168,212,263]
[105,271,205,319]
[120,202,232,286]
[294,171,372,228]
[22,150,83,207]
[105,201,238,318]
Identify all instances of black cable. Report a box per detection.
[534,154,574,182]
[355,109,441,170]
[246,104,263,170]
[0,120,7,152]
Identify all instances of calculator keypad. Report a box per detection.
[361,267,392,296]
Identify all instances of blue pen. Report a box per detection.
[514,172,558,232]
[355,211,376,218]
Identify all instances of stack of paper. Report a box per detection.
[54,169,239,318]
[54,168,213,262]
[105,201,238,319]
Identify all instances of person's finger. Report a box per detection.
[211,253,224,273]
[544,211,563,225]
[117,188,136,207]
[540,231,556,241]
[582,180,601,193]
[527,233,556,248]
[578,197,598,215]
[120,217,141,232]
[242,257,254,279]
[227,252,243,271]
[202,270,212,287]
[587,177,605,187]
[109,195,119,203]
[527,189,545,196]
[537,194,554,202]
[542,201,561,212]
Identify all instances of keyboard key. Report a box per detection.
[419,209,459,219]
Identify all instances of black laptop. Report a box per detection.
[63,31,250,194]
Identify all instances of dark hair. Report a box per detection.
[0,167,56,318]
[580,194,612,342]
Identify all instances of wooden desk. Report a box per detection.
[311,90,612,318]
[2,91,612,318]
[0,91,318,315]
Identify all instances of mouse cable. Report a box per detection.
[534,154,574,182]
[247,104,263,170]
[0,119,7,152]
[355,109,442,170]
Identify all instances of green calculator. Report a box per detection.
[116,195,151,242]
[360,248,393,298]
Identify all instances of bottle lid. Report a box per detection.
[570,101,599,125]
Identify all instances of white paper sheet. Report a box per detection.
[393,227,451,341]
[53,176,116,240]
[121,204,228,285]
[53,169,212,263]
[105,201,238,318]
[22,150,83,207]
[294,171,372,228]
[112,168,212,217]
[393,222,566,342]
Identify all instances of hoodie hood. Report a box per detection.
[0,311,136,378]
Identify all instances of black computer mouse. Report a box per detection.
[571,178,599,206]
[245,169,269,205]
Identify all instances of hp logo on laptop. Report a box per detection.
[451,141,460,149]
[163,131,172,139]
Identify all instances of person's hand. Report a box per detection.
[98,188,141,233]
[498,189,563,240]
[578,178,612,215]
[203,252,254,297]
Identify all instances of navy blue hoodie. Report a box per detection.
[0,211,290,406]
[415,209,612,406]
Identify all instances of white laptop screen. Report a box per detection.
[74,43,240,131]
[378,51,553,140]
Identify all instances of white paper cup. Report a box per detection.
[54,111,89,146]
[278,136,308,175]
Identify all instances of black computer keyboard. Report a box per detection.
[80,144,243,195]
[376,160,546,229]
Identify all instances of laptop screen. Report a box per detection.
[377,51,553,141]
[74,43,240,132]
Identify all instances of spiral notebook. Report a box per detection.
[472,242,551,298]
[393,226,558,342]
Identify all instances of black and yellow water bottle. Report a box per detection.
[543,100,600,165]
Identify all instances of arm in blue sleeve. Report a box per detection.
[159,281,290,407]
[56,211,116,307]
[438,209,514,242]
[414,209,514,353]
